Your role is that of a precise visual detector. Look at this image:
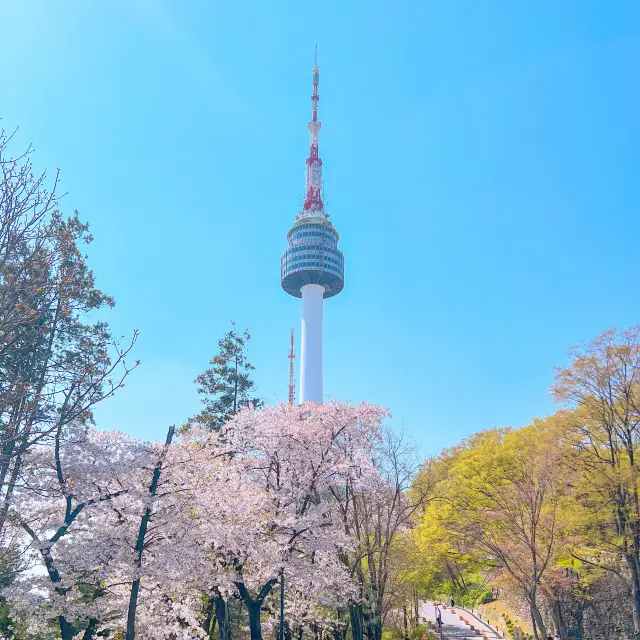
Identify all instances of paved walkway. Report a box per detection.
[418,602,501,640]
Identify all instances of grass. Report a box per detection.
[476,600,534,639]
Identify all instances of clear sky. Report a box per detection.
[1,1,638,454]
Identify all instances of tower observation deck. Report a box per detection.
[281,49,344,403]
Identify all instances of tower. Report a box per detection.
[281,48,345,403]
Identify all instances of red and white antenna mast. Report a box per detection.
[301,44,325,216]
[288,328,296,404]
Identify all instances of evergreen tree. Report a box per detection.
[192,322,263,430]
[0,128,138,537]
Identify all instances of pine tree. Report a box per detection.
[192,322,263,430]
[0,128,138,537]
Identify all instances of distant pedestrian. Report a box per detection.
[450,597,455,608]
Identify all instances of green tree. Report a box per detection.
[192,322,262,430]
[552,326,640,640]
[410,421,572,640]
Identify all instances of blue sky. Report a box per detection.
[1,1,639,454]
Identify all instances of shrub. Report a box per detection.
[477,590,495,605]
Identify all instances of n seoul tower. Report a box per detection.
[281,48,345,403]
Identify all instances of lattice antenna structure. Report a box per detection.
[288,328,296,404]
[301,44,324,215]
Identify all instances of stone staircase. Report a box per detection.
[442,604,502,639]
[420,601,503,640]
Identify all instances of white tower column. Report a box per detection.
[300,284,324,403]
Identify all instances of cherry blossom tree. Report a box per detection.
[4,400,388,640]
[6,423,214,640]
[5,424,151,639]
[182,401,388,640]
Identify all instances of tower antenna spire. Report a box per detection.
[288,328,296,404]
[301,45,324,216]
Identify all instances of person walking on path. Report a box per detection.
[450,596,455,609]
[434,605,443,640]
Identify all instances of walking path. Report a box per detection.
[418,602,502,640]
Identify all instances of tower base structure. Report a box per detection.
[300,284,324,403]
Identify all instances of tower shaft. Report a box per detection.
[300,284,324,403]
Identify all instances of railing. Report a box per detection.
[445,603,505,639]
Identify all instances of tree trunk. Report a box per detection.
[402,605,408,640]
[235,575,278,640]
[349,602,363,640]
[59,616,75,640]
[125,425,175,640]
[0,296,62,533]
[0,398,23,493]
[628,552,640,639]
[215,593,231,640]
[363,608,374,640]
[369,617,381,640]
[530,601,548,640]
[37,542,74,640]
[245,598,263,640]
[83,618,100,640]
[550,599,568,640]
[367,551,382,640]
[233,355,238,413]
[630,463,640,639]
[203,596,215,639]
[0,448,25,534]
